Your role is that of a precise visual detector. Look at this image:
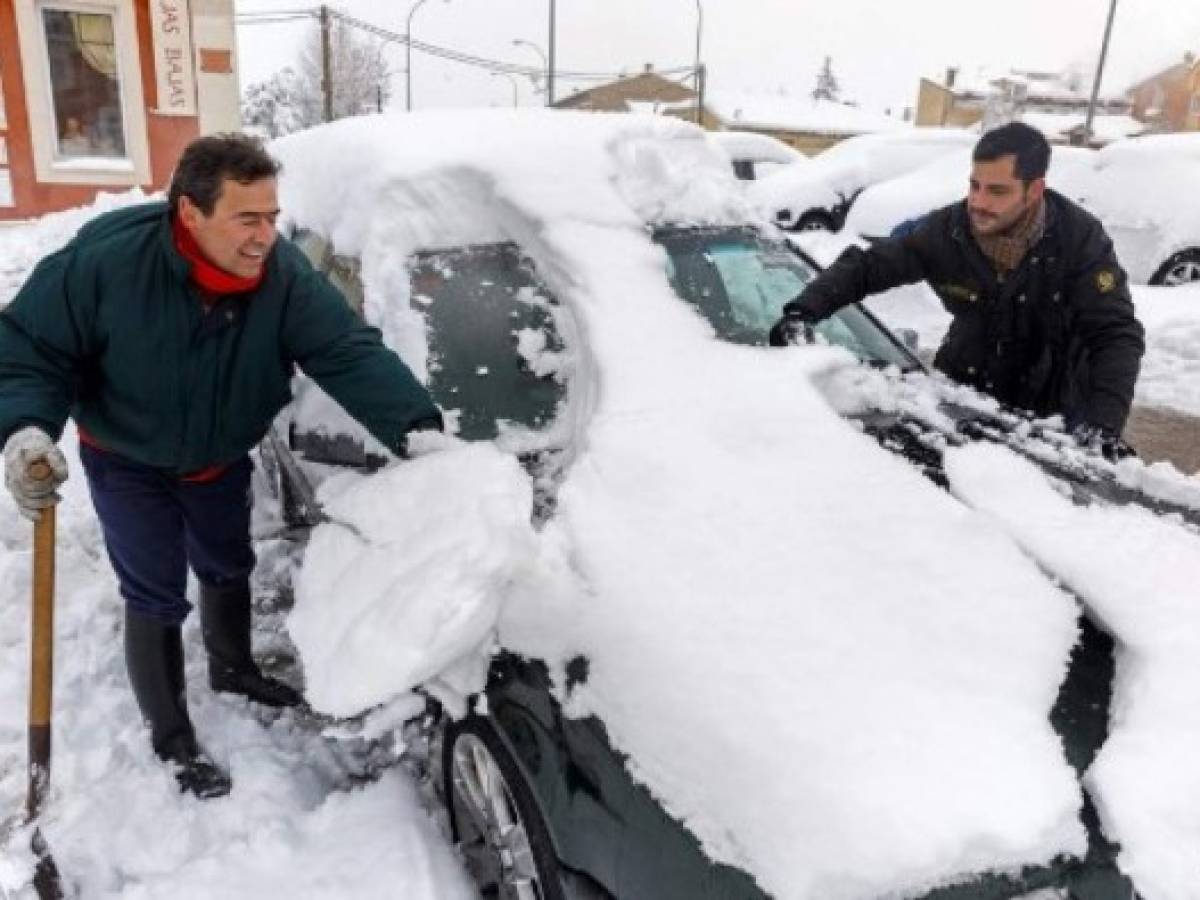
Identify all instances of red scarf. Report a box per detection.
[171,215,265,295]
[78,218,264,482]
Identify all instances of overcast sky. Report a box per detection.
[234,0,1200,115]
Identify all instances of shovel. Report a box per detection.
[25,458,65,899]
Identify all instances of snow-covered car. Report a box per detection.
[1064,133,1200,286]
[748,127,976,232]
[707,130,809,181]
[845,145,1096,241]
[264,111,1200,900]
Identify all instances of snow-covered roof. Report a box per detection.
[946,65,1094,102]
[705,89,909,136]
[1020,111,1148,145]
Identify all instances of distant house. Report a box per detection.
[554,71,908,156]
[916,66,1132,140]
[1127,54,1200,132]
[0,0,241,219]
[553,67,720,128]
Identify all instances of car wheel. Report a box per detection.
[1150,248,1200,286]
[795,210,835,232]
[445,715,567,900]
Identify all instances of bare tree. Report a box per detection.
[242,20,391,138]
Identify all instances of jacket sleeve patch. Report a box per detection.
[1096,270,1117,293]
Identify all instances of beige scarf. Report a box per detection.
[972,198,1046,273]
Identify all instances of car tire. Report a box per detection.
[1150,248,1200,286]
[444,715,568,900]
[794,210,836,232]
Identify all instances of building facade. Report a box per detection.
[0,0,239,220]
[1128,54,1200,133]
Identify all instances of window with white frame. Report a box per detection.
[13,0,150,185]
[41,8,126,159]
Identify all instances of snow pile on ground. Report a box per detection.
[946,443,1200,899]
[0,432,475,899]
[289,439,536,717]
[0,190,151,306]
[277,111,1096,897]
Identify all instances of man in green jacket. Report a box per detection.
[0,134,442,799]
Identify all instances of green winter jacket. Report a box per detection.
[0,202,439,473]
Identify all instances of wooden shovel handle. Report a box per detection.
[27,502,55,822]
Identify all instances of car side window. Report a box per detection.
[327,254,365,317]
[409,244,569,442]
[291,228,331,271]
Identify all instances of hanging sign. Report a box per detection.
[150,0,197,115]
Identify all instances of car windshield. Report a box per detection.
[654,227,917,370]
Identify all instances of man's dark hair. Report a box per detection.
[973,122,1051,183]
[167,133,281,215]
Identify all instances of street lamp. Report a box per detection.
[406,0,447,111]
[492,72,520,108]
[512,39,549,105]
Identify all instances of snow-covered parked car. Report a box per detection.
[264,110,1200,900]
[1063,133,1200,286]
[707,130,809,181]
[748,127,976,232]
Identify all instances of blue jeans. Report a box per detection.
[80,444,256,625]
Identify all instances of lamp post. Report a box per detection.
[693,0,703,125]
[1082,0,1119,146]
[406,0,445,111]
[492,72,520,108]
[512,39,549,104]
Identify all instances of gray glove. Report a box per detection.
[3,426,68,521]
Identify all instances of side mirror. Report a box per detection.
[897,328,919,353]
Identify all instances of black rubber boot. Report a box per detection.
[199,581,303,708]
[124,610,232,799]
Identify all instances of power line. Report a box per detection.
[235,6,696,85]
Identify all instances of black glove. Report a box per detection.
[396,413,445,458]
[768,302,820,348]
[1070,423,1135,463]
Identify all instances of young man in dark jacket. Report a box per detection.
[770,122,1145,450]
[0,135,442,799]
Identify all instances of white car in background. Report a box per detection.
[707,129,809,181]
[749,127,976,232]
[846,145,1096,240]
[1066,133,1200,286]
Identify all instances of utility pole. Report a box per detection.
[320,5,333,122]
[547,0,556,105]
[1083,0,1119,146]
[693,0,703,125]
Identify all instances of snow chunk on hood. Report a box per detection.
[288,442,535,717]
[946,443,1200,899]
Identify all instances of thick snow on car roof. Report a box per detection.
[747,126,976,222]
[274,110,1200,898]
